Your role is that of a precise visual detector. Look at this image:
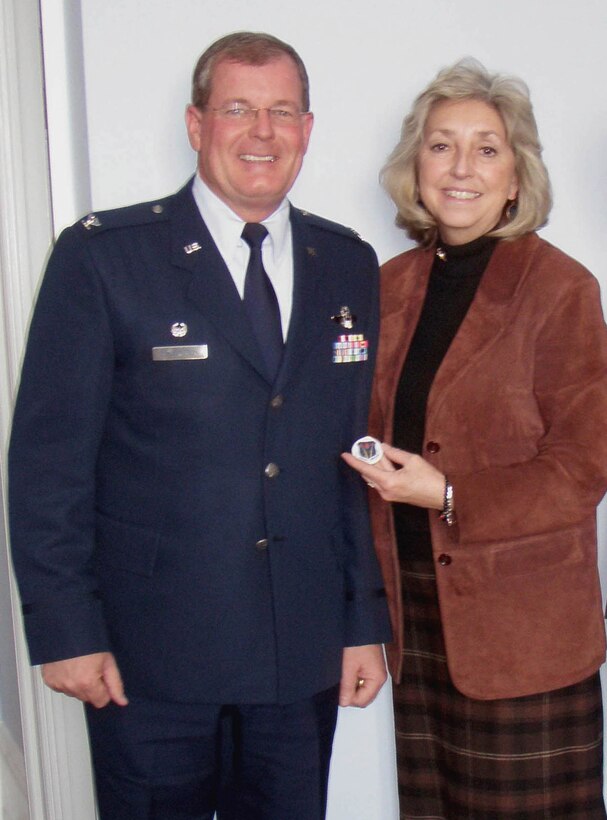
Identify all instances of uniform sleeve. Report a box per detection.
[8,227,114,664]
[451,273,607,543]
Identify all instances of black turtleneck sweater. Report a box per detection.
[393,234,497,561]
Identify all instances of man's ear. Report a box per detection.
[185,104,204,151]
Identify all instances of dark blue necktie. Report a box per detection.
[242,222,283,380]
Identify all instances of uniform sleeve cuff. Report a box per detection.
[21,593,110,665]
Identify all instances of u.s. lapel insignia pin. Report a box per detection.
[331,305,356,329]
[184,242,202,255]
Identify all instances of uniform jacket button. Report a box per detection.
[255,538,269,550]
[426,440,440,454]
[264,463,280,478]
[438,553,452,566]
[270,394,284,409]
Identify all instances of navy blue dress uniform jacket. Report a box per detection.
[9,180,391,705]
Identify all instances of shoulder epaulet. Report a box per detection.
[75,195,171,236]
[295,209,366,242]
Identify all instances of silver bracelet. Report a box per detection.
[440,477,456,527]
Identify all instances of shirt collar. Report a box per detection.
[192,173,291,264]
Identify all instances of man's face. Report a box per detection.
[186,55,314,222]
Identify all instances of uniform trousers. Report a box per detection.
[85,685,339,820]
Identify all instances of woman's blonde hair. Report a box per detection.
[381,58,552,246]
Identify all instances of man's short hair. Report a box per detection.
[191,31,310,112]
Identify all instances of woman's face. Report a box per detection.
[417,98,519,245]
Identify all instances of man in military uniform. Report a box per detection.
[9,31,390,819]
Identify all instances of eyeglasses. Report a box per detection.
[209,104,309,126]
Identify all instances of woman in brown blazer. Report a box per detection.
[343,59,607,818]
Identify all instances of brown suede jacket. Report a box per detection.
[369,232,607,699]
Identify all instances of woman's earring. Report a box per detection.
[506,199,518,221]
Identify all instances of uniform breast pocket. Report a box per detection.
[145,340,221,396]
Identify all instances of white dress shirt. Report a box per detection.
[192,174,294,339]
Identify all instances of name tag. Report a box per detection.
[152,345,209,361]
[332,334,368,363]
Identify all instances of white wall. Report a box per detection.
[75,0,607,274]
[31,0,607,817]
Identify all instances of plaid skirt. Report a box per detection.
[395,560,606,819]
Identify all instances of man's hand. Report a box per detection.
[339,644,387,708]
[42,652,128,709]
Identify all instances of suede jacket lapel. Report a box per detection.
[428,234,536,419]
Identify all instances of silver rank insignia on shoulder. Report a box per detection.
[81,214,101,230]
[184,242,201,254]
[331,305,356,329]
[171,322,188,338]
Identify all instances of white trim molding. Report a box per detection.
[0,721,28,820]
[0,0,97,818]
[0,0,48,813]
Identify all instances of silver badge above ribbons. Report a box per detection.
[331,306,356,329]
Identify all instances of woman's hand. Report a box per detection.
[342,442,445,510]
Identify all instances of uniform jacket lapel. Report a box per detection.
[275,206,324,389]
[166,189,338,388]
[168,181,269,380]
